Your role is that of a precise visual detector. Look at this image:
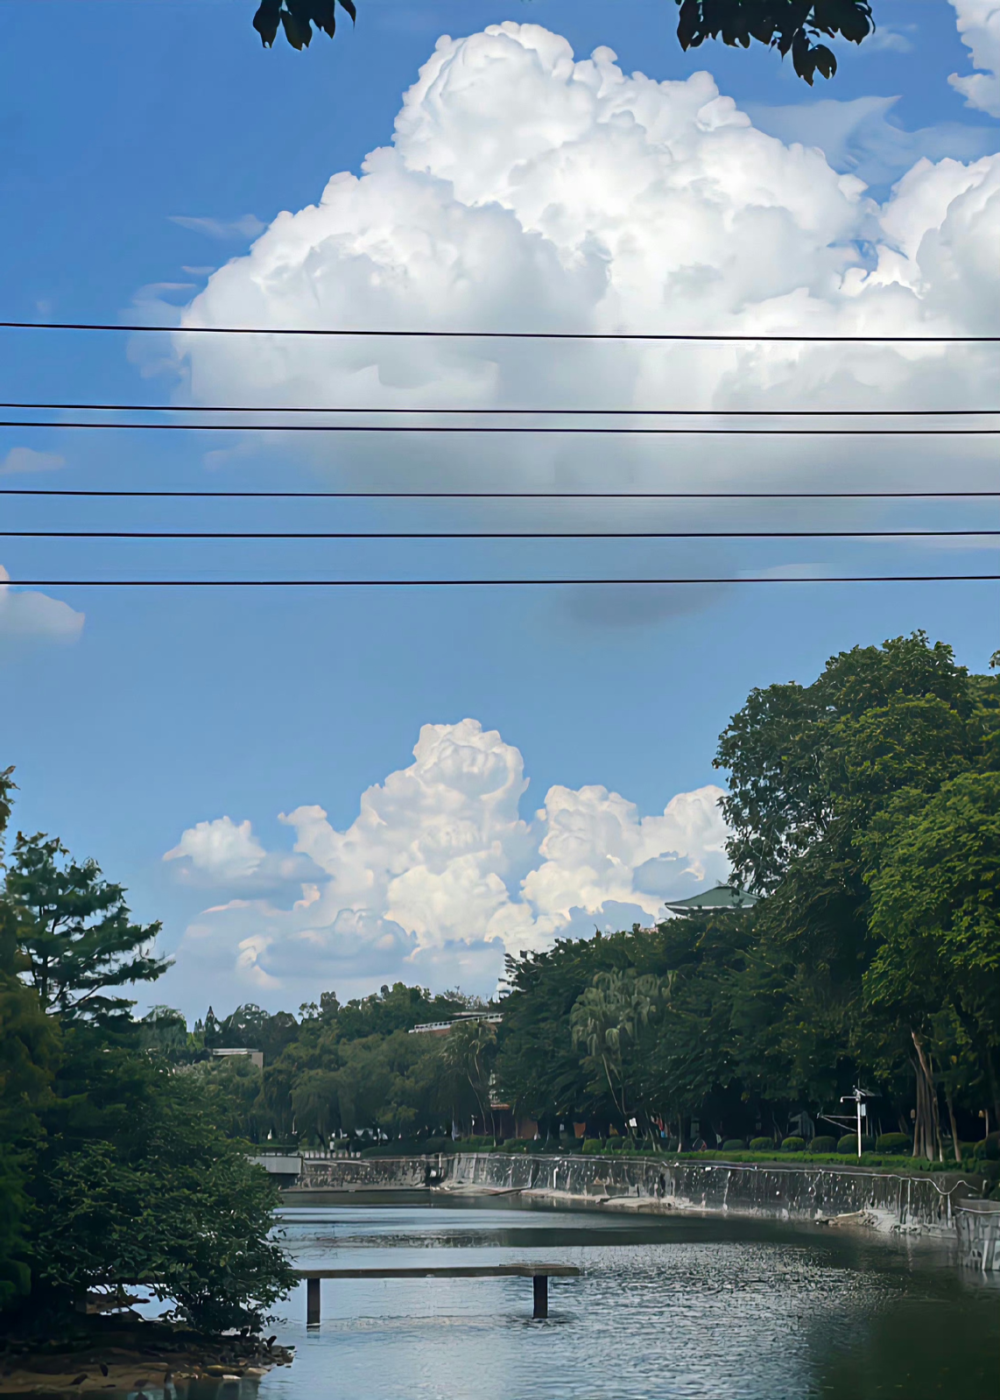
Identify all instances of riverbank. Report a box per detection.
[0,1318,293,1397]
[285,1152,1000,1268]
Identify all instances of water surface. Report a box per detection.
[265,1198,997,1400]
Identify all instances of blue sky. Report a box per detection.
[0,0,997,1020]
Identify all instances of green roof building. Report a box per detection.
[662,883,759,917]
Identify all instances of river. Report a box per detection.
[262,1195,998,1400]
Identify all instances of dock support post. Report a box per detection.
[307,1277,321,1327]
[532,1274,548,1319]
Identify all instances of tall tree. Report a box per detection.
[570,969,663,1130]
[6,834,167,1023]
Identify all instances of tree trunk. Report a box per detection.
[944,1084,962,1164]
[911,1032,942,1161]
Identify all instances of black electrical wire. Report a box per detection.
[4,530,997,540]
[0,420,995,434]
[6,575,997,586]
[2,401,995,417]
[2,489,997,500]
[1,320,996,343]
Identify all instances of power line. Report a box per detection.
[4,529,997,540]
[3,489,997,500]
[1,420,995,435]
[6,575,997,586]
[1,320,996,343]
[3,401,995,417]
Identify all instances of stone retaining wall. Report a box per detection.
[291,1152,994,1268]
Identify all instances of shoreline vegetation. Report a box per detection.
[1,633,998,1385]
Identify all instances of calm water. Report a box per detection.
[262,1197,998,1400]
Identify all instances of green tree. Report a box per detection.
[33,1073,295,1332]
[0,884,58,1308]
[441,1020,498,1138]
[6,833,166,1023]
[570,969,662,1131]
[864,771,1000,1158]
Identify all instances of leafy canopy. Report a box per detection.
[251,0,877,82]
[6,833,167,1023]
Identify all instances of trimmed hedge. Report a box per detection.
[581,1138,604,1155]
[749,1136,775,1151]
[722,1139,746,1151]
[809,1136,838,1154]
[875,1132,911,1154]
[838,1134,875,1153]
[781,1136,806,1152]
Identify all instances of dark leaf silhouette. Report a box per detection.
[252,0,873,78]
[252,0,281,47]
[674,0,875,83]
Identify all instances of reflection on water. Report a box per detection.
[264,1198,998,1400]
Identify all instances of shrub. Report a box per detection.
[809,1136,838,1154]
[875,1133,911,1155]
[837,1134,874,1153]
[749,1136,775,1152]
[722,1139,746,1151]
[978,1134,1000,1161]
[781,1136,806,1152]
[581,1139,604,1155]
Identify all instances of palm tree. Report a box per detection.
[441,1019,498,1139]
[570,969,662,1130]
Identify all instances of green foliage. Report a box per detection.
[570,968,664,1125]
[441,1020,498,1137]
[722,1138,746,1150]
[581,1139,605,1155]
[875,1132,911,1154]
[809,1136,839,1153]
[0,901,58,1307]
[749,1136,774,1151]
[781,1135,806,1151]
[0,793,294,1336]
[837,1134,875,1153]
[674,0,874,83]
[6,833,166,1023]
[34,1075,295,1331]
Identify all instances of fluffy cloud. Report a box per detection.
[164,718,729,1006]
[165,816,266,881]
[0,447,66,476]
[949,0,1000,117]
[746,95,999,191]
[163,22,997,530]
[0,565,84,643]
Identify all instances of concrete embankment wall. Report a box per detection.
[291,1152,997,1268]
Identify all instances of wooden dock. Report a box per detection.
[296,1263,580,1323]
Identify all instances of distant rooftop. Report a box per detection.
[663,883,759,916]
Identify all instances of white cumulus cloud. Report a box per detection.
[164,816,267,880]
[0,565,84,643]
[949,0,1000,117]
[160,22,997,524]
[163,718,730,1007]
